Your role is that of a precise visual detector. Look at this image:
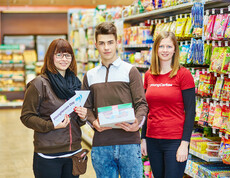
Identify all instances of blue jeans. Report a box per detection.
[146,138,187,178]
[33,152,79,178]
[91,144,143,178]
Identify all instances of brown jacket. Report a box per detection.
[20,74,85,154]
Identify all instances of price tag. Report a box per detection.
[155,19,158,24]
[221,74,224,80]
[176,15,179,20]
[207,68,210,74]
[212,9,215,14]
[212,41,215,46]
[185,14,188,18]
[180,14,183,19]
[190,13,192,18]
[185,41,188,45]
[206,98,210,103]
[218,41,222,47]
[225,134,229,139]
[213,128,216,134]
[158,19,161,24]
[214,100,217,106]
[228,74,230,78]
[164,18,167,23]
[192,68,195,73]
[214,72,217,77]
[220,8,223,14]
[170,16,173,21]
[207,40,210,45]
[201,98,204,103]
[225,41,228,47]
[206,9,209,16]
[228,5,230,12]
[180,42,183,46]
[227,101,229,107]
[220,101,223,107]
[219,132,222,137]
[202,69,205,74]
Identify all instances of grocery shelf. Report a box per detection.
[0,60,24,64]
[184,169,200,178]
[133,64,150,69]
[189,149,222,162]
[123,44,153,48]
[0,101,23,107]
[123,2,194,22]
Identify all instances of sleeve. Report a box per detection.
[141,117,147,139]
[82,73,97,125]
[20,82,54,133]
[129,67,148,126]
[181,87,196,142]
[180,68,195,90]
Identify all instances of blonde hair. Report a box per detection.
[150,31,180,78]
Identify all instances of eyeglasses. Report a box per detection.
[55,53,72,59]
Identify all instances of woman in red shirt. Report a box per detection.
[141,31,195,178]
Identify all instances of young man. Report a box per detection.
[82,22,148,178]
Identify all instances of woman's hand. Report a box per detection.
[176,140,189,162]
[74,106,87,120]
[141,139,148,156]
[54,114,70,129]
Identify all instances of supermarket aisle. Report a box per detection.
[0,108,96,178]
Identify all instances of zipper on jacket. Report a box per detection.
[69,122,72,151]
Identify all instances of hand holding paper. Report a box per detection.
[51,90,90,127]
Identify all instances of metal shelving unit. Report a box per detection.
[189,149,222,162]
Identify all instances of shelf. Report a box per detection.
[123,44,153,48]
[133,64,150,69]
[0,87,25,92]
[184,169,199,178]
[0,101,23,107]
[189,149,222,162]
[123,2,195,23]
[0,60,24,64]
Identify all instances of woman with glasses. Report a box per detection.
[20,38,87,178]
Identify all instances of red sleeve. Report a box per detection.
[179,67,195,90]
[144,70,150,90]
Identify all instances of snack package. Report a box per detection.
[221,78,230,102]
[169,21,177,33]
[212,77,224,100]
[212,104,223,129]
[224,16,230,39]
[208,102,215,126]
[221,105,230,131]
[195,99,204,121]
[204,15,216,40]
[221,47,230,74]
[184,17,192,38]
[210,47,227,73]
[204,43,212,65]
[175,18,188,38]
[212,14,229,40]
[199,102,210,122]
[222,139,230,164]
[179,44,190,64]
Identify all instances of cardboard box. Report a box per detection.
[98,103,135,128]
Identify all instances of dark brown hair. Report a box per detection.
[95,22,117,42]
[41,38,77,75]
[150,31,180,78]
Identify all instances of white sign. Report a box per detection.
[50,90,90,127]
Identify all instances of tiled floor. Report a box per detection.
[0,108,96,178]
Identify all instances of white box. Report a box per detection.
[98,103,135,128]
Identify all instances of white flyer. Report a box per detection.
[50,90,90,127]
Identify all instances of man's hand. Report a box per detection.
[176,140,189,162]
[54,114,70,129]
[115,118,139,132]
[93,119,112,132]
